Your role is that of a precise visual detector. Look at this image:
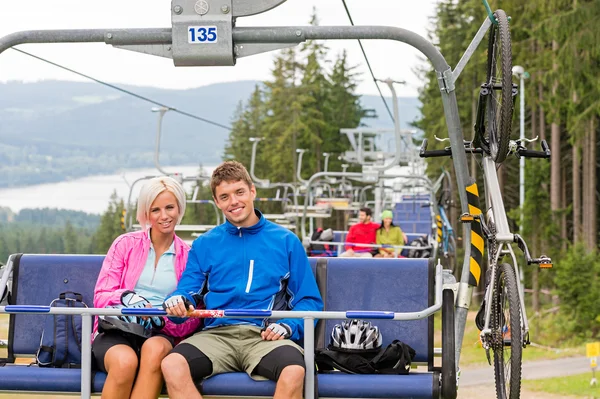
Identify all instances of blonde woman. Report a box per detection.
[375,210,407,258]
[92,176,201,399]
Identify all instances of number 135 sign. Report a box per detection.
[188,26,218,43]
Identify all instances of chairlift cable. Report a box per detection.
[340,0,395,123]
[11,48,232,131]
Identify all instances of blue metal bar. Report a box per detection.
[121,308,167,316]
[346,311,395,319]
[224,309,272,317]
[4,305,50,313]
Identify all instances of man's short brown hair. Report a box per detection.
[210,160,254,197]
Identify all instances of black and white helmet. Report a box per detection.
[330,319,382,352]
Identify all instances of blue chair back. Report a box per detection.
[9,254,104,358]
[321,258,433,364]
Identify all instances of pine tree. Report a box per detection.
[93,191,125,254]
[224,85,267,170]
[63,220,78,254]
[324,50,371,174]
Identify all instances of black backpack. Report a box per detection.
[407,237,431,258]
[36,291,88,368]
[307,228,335,257]
[315,340,416,375]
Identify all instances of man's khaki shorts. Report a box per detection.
[180,324,303,380]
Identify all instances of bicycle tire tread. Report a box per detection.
[490,10,513,163]
[493,263,523,399]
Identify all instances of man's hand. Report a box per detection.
[162,295,194,317]
[261,323,291,341]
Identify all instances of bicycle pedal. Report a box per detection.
[536,255,553,268]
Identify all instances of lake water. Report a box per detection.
[0,165,215,214]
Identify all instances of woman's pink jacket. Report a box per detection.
[93,230,201,341]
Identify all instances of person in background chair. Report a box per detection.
[339,207,380,257]
[374,210,407,258]
[93,176,201,399]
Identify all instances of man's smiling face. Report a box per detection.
[214,179,257,227]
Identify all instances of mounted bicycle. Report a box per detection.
[422,133,552,399]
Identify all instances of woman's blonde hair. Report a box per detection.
[136,176,186,231]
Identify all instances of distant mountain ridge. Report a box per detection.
[0,80,421,187]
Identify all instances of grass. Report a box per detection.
[523,372,600,398]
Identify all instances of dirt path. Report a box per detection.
[460,355,589,386]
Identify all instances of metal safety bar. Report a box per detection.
[307,240,432,251]
[0,263,442,399]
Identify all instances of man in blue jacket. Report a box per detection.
[161,161,323,399]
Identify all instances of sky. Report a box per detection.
[0,1,438,97]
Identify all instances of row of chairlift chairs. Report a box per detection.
[123,81,456,263]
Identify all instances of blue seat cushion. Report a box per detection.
[200,371,440,398]
[323,258,433,364]
[0,367,439,398]
[201,373,276,396]
[0,366,107,393]
[318,372,439,398]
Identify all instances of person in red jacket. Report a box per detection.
[339,207,380,257]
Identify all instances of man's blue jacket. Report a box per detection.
[169,210,323,342]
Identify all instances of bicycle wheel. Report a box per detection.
[483,10,513,164]
[492,263,522,399]
[441,289,457,399]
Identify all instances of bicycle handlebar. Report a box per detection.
[515,139,551,159]
[420,138,550,159]
[419,139,452,157]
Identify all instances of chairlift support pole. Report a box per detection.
[152,107,171,175]
[322,153,330,173]
[249,137,270,188]
[296,149,309,186]
[374,79,405,172]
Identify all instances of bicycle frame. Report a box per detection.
[479,156,530,342]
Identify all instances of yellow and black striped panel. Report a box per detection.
[466,183,484,286]
[436,214,443,243]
